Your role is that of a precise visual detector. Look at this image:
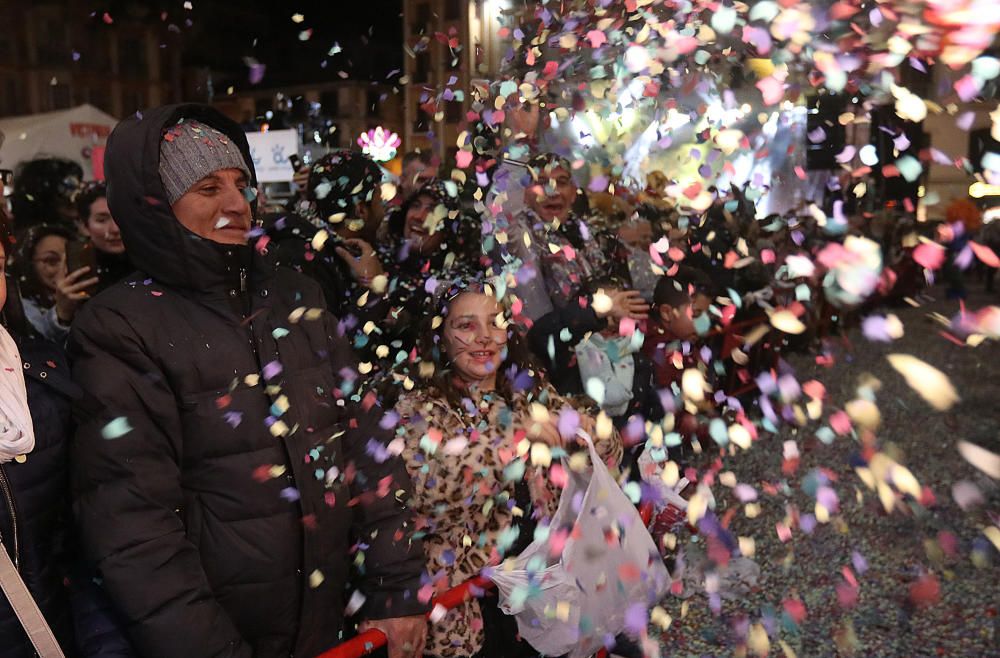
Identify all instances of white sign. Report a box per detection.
[246,129,299,183]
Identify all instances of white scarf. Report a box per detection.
[0,325,34,463]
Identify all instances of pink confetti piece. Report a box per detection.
[913,242,947,270]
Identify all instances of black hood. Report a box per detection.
[104,103,263,292]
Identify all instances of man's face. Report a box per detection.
[81,196,125,255]
[170,168,252,245]
[525,165,576,225]
[401,160,434,200]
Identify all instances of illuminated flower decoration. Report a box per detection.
[357,127,401,162]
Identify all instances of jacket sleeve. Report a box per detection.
[69,305,253,658]
[323,314,428,621]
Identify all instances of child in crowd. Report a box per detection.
[643,265,715,389]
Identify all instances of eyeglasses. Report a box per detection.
[33,255,66,268]
[0,169,13,187]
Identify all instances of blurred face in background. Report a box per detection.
[32,234,68,294]
[401,159,434,201]
[525,165,576,225]
[618,220,654,250]
[404,193,446,256]
[80,196,125,255]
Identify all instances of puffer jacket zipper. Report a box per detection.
[237,258,305,654]
[0,463,20,570]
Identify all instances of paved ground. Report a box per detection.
[655,287,1000,657]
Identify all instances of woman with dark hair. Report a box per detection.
[392,278,622,658]
[381,180,483,359]
[10,225,97,343]
[1,216,133,658]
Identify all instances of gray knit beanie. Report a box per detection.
[158,119,251,205]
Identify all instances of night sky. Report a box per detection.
[89,0,405,88]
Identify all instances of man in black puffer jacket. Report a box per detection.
[69,104,427,658]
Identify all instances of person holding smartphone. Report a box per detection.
[10,225,98,343]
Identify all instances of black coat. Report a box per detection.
[69,104,426,658]
[265,212,388,361]
[0,337,77,658]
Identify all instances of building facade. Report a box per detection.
[401,0,514,159]
[0,1,185,119]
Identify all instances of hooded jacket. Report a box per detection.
[69,104,426,658]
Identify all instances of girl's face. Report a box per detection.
[441,292,508,391]
[32,234,68,294]
[404,194,446,255]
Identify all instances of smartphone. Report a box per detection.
[66,240,98,294]
[289,153,302,171]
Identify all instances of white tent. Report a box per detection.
[0,104,119,180]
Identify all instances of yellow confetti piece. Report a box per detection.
[887,354,960,411]
[272,395,289,414]
[770,309,806,334]
[779,639,798,658]
[738,536,756,557]
[358,362,373,375]
[745,503,761,518]
[650,606,672,630]
[568,451,589,473]
[529,402,550,424]
[591,290,613,315]
[687,491,708,525]
[244,374,260,387]
[729,423,752,450]
[309,569,324,588]
[957,440,1000,479]
[555,601,571,622]
[595,411,613,440]
[846,399,880,430]
[268,464,286,479]
[984,526,1000,552]
[748,623,770,657]
[719,471,737,488]
[661,460,680,487]
[682,369,708,402]
[269,420,289,437]
[311,229,329,251]
[530,442,552,467]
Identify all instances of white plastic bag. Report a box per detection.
[491,433,669,658]
[574,333,639,417]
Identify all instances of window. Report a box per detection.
[413,106,432,134]
[37,19,67,65]
[444,0,462,21]
[320,90,340,116]
[413,3,431,32]
[366,89,380,117]
[0,78,20,117]
[413,52,431,83]
[122,88,145,113]
[119,37,147,79]
[50,83,73,110]
[445,100,462,124]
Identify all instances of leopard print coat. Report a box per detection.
[394,385,623,658]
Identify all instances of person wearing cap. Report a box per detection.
[68,104,427,658]
[267,150,389,355]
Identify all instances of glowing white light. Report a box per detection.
[357,126,402,162]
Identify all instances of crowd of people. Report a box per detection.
[0,98,981,658]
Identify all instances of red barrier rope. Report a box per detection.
[315,576,494,658]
